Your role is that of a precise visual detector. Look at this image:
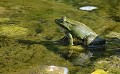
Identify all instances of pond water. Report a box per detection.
[0,0,120,74]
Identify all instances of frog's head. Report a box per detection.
[55,17,72,31]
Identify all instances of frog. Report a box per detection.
[55,17,106,47]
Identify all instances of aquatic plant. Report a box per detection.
[0,0,119,74]
[0,25,29,38]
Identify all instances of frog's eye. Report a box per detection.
[63,17,67,21]
[61,17,67,21]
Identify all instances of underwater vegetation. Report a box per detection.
[0,0,120,74]
[0,25,29,38]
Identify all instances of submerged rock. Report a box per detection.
[39,66,68,74]
[25,65,69,74]
[70,51,93,66]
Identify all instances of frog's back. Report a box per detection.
[68,19,97,39]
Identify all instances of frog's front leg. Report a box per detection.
[66,32,74,46]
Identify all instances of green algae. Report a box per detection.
[0,18,10,22]
[0,0,119,74]
[0,6,8,14]
[0,25,29,38]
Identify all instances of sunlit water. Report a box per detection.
[40,65,68,74]
[79,6,98,11]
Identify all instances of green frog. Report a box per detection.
[55,17,106,47]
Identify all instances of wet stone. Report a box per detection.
[29,66,68,74]
[79,6,98,11]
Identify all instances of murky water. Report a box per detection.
[0,0,119,74]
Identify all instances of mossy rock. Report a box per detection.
[0,25,29,38]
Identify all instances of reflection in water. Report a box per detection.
[70,51,93,66]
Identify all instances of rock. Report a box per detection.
[79,6,98,11]
[30,65,68,74]
[91,69,107,74]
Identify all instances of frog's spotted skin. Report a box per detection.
[55,17,106,46]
